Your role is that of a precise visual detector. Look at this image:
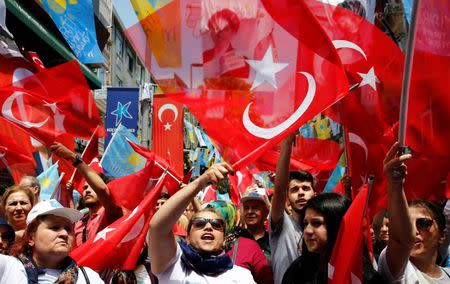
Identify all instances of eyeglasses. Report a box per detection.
[415,218,434,230]
[191,217,225,231]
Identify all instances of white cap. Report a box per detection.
[26,199,83,225]
[240,191,270,209]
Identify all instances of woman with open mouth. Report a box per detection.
[148,162,256,283]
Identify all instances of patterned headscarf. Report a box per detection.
[205,200,237,235]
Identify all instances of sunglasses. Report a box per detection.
[415,218,434,230]
[191,217,225,231]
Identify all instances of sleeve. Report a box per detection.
[269,211,285,237]
[0,255,7,282]
[378,247,413,283]
[154,242,183,278]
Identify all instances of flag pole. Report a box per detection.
[398,0,421,148]
[362,175,374,218]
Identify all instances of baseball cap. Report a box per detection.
[240,191,270,209]
[26,199,83,225]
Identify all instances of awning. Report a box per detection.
[5,0,102,89]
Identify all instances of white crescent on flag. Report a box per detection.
[242,71,316,139]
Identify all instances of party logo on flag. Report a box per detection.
[100,124,145,178]
[37,162,60,201]
[39,0,103,63]
[105,87,139,147]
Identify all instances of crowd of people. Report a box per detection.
[0,137,449,284]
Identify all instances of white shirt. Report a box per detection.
[0,255,104,284]
[156,243,256,284]
[378,248,450,284]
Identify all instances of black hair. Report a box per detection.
[408,200,445,231]
[289,170,315,190]
[282,193,388,283]
[158,193,171,200]
[283,193,350,283]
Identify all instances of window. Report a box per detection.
[114,76,122,87]
[96,67,105,85]
[115,30,123,57]
[140,65,146,84]
[126,46,135,73]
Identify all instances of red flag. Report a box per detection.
[0,60,105,146]
[0,119,36,182]
[228,166,255,202]
[402,1,450,203]
[201,184,217,203]
[0,55,37,88]
[127,139,182,196]
[329,185,367,284]
[71,127,100,193]
[152,94,184,177]
[71,171,172,270]
[138,0,348,167]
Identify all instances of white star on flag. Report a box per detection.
[246,46,288,91]
[163,122,172,131]
[357,67,379,91]
[93,227,116,243]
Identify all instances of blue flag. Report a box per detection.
[323,163,346,193]
[40,0,103,63]
[37,162,60,201]
[105,88,140,147]
[100,124,146,178]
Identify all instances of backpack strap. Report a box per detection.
[80,266,90,284]
[231,237,240,265]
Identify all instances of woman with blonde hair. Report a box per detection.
[1,185,35,239]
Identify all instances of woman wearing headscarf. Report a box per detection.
[148,163,256,283]
[0,199,103,283]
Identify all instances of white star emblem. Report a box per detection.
[93,227,116,243]
[111,101,133,126]
[163,122,172,131]
[357,67,379,91]
[246,46,288,91]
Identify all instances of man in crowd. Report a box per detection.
[50,142,123,247]
[241,190,271,263]
[19,176,41,203]
[269,135,317,284]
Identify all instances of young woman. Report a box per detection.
[0,199,103,283]
[372,209,389,260]
[148,163,256,283]
[1,185,35,240]
[282,193,386,283]
[379,142,450,283]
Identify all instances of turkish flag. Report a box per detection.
[228,166,255,203]
[152,94,184,177]
[71,171,172,270]
[329,185,367,284]
[136,0,348,167]
[0,60,105,146]
[127,139,182,197]
[0,119,36,183]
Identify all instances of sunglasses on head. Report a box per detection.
[191,217,225,231]
[415,218,434,230]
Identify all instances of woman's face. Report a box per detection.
[379,217,389,242]
[5,191,32,229]
[186,211,225,254]
[30,215,74,262]
[303,208,328,254]
[409,206,445,260]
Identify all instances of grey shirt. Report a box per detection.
[269,211,303,284]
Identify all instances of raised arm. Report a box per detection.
[383,142,413,279]
[148,163,233,274]
[50,142,122,218]
[271,135,294,225]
